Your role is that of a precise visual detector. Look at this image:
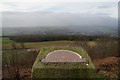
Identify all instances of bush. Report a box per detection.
[75,37,118,59]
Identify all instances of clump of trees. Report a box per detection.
[75,36,118,59]
[11,42,25,49]
[2,50,39,79]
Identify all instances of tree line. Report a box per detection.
[9,35,117,42]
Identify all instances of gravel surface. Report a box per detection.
[41,50,86,62]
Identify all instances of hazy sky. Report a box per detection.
[1,0,118,27]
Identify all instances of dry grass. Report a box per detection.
[2,41,74,50]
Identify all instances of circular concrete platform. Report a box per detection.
[41,50,86,62]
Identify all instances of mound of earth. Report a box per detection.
[32,47,96,79]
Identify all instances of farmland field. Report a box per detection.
[2,37,98,50]
[2,41,74,50]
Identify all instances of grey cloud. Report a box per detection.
[97,2,117,9]
[98,5,111,8]
[2,2,17,7]
[2,11,117,28]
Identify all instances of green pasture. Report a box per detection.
[1,37,15,44]
[2,40,74,50]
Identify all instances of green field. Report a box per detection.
[1,37,15,44]
[2,37,97,50]
[2,37,75,49]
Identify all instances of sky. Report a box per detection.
[0,0,118,27]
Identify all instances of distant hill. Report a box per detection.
[2,12,118,37]
[2,26,118,37]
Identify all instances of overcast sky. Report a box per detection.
[1,1,118,27]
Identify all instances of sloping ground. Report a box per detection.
[93,57,119,78]
[32,47,104,79]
